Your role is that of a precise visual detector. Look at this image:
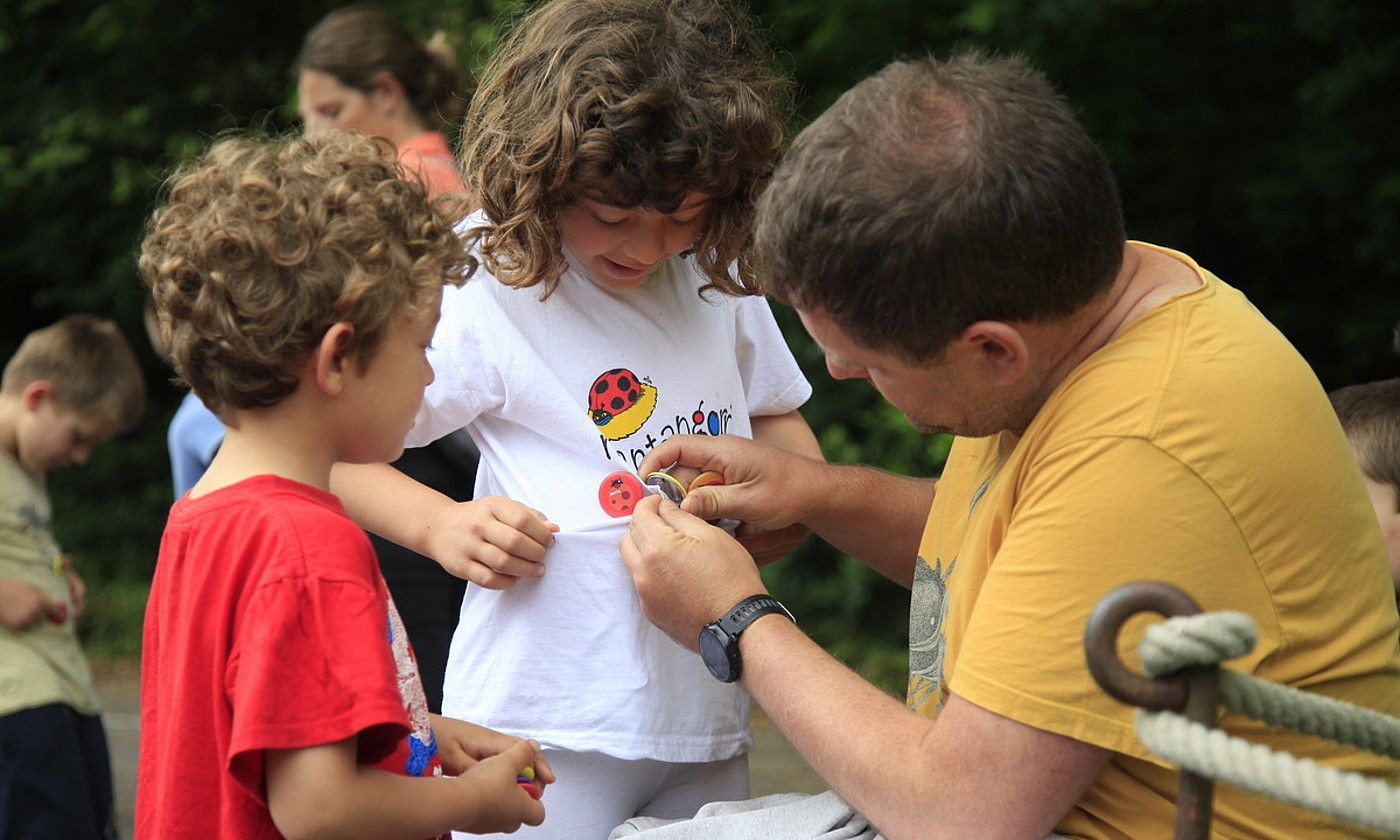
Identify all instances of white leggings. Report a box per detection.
[458,749,750,840]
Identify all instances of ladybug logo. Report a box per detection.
[598,470,645,518]
[588,368,658,441]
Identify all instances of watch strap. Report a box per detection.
[716,594,795,638]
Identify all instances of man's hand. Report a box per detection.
[621,495,764,649]
[425,497,558,588]
[0,580,66,630]
[638,435,826,533]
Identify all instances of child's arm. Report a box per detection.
[266,734,548,839]
[740,410,825,564]
[331,461,557,588]
[430,715,556,783]
[0,579,67,630]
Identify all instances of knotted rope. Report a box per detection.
[1134,612,1400,836]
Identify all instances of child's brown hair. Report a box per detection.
[462,0,791,299]
[2,314,145,431]
[139,131,469,418]
[1330,378,1400,506]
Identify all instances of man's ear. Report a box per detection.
[959,321,1027,383]
[20,380,54,412]
[312,323,358,396]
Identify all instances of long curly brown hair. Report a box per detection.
[138,131,470,417]
[462,0,791,299]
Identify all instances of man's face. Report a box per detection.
[797,307,1012,438]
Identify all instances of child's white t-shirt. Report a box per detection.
[408,216,812,761]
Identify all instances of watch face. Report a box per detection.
[699,625,735,681]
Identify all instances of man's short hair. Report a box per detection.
[2,314,146,431]
[755,51,1125,363]
[138,132,469,418]
[1330,378,1400,502]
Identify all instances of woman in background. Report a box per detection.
[294,5,479,713]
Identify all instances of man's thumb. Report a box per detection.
[680,486,725,520]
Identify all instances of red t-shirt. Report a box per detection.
[136,475,445,838]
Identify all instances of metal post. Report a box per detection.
[1084,581,1222,840]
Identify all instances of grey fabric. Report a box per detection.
[607,789,1077,839]
[607,790,881,840]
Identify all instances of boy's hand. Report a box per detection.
[0,580,66,630]
[60,556,87,617]
[451,738,552,833]
[426,497,558,588]
[430,715,556,783]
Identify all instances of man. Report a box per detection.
[620,52,1400,839]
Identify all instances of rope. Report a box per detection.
[1137,710,1400,837]
[1139,613,1400,758]
[1130,611,1400,836]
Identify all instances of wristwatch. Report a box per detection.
[698,594,795,683]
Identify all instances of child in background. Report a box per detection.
[136,132,551,840]
[331,1,822,837]
[1329,377,1400,605]
[144,300,225,498]
[0,314,145,839]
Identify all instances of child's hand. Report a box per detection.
[60,556,87,617]
[735,521,811,566]
[427,497,558,588]
[0,580,66,630]
[430,715,556,781]
[451,738,552,834]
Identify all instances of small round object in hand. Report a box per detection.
[643,471,688,504]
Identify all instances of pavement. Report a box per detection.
[94,659,826,838]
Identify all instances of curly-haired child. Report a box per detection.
[136,131,553,840]
[330,1,823,837]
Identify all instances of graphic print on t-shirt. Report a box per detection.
[907,555,956,714]
[588,366,736,516]
[588,368,658,441]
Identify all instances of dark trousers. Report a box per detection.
[0,703,117,840]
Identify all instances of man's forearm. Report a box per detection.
[739,615,1107,840]
[803,464,933,587]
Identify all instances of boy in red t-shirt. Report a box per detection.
[136,132,553,839]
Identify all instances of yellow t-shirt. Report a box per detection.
[0,451,100,716]
[910,244,1400,839]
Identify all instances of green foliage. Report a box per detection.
[2,0,1397,678]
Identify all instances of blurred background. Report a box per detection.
[2,0,1397,690]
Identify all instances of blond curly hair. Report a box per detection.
[138,131,470,417]
[462,0,790,299]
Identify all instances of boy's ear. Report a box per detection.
[20,380,54,412]
[312,323,358,396]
